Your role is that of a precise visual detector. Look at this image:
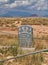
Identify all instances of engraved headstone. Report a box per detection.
[18,25,33,48]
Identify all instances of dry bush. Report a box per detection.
[0,17,48,27]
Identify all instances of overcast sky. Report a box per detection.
[0,0,48,17]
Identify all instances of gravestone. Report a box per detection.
[18,25,33,48]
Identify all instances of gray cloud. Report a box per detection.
[0,0,8,2]
[4,0,31,8]
[0,0,48,10]
[0,0,48,15]
[27,0,48,10]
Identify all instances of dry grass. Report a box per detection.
[0,17,48,27]
[0,17,48,65]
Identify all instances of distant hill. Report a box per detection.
[0,11,48,17]
[30,14,38,17]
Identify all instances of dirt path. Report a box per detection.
[32,25,48,37]
[0,30,18,35]
[0,25,48,36]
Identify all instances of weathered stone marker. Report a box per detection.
[18,25,33,48]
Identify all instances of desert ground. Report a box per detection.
[0,17,48,65]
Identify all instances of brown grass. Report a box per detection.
[0,17,48,65]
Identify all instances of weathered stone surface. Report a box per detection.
[18,25,33,48]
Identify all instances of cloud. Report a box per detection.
[5,2,17,8]
[35,0,48,10]
[5,0,31,8]
[3,0,48,10]
[28,0,48,10]
[0,0,48,16]
[0,0,8,2]
[0,0,48,10]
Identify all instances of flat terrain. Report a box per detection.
[0,25,48,48]
[0,17,48,65]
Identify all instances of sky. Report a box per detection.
[0,0,48,17]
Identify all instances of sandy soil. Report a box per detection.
[0,25,48,65]
[0,25,48,37]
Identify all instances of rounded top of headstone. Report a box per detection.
[18,25,33,31]
[18,25,33,34]
[19,25,32,28]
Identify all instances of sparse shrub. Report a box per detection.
[0,49,3,54]
[0,62,3,65]
[8,43,19,56]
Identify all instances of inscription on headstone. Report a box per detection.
[18,25,33,48]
